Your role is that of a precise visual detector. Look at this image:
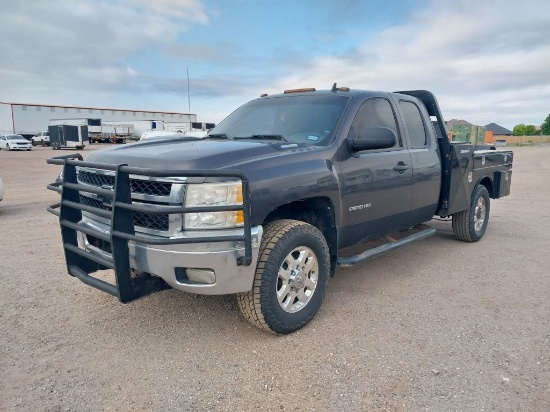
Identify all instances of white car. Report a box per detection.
[32,131,50,146]
[0,134,32,151]
[0,177,3,202]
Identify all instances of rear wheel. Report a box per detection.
[452,185,490,242]
[237,220,330,334]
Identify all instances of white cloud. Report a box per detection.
[1,0,548,128]
[0,0,208,105]
[269,0,550,128]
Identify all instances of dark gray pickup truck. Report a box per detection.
[47,86,513,334]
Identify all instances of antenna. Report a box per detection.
[187,67,191,127]
[331,82,338,92]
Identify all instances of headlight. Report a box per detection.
[184,182,244,229]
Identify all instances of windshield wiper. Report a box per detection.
[235,134,288,142]
[205,133,230,139]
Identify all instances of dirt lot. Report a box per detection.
[1,144,549,411]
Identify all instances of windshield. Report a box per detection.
[8,135,25,140]
[210,94,349,145]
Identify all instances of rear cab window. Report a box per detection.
[399,100,428,149]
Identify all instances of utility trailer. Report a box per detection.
[101,123,135,143]
[49,124,87,150]
[50,118,101,143]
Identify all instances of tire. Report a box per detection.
[32,140,35,146]
[452,185,490,242]
[237,219,330,334]
[6,144,10,151]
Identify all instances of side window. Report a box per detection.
[399,101,427,148]
[348,98,401,149]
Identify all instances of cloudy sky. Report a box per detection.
[1,0,549,129]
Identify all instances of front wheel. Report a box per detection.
[237,219,330,334]
[6,144,10,151]
[452,185,490,242]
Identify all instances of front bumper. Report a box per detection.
[47,155,256,302]
[77,217,263,295]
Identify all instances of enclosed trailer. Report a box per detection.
[49,125,87,150]
[50,118,102,142]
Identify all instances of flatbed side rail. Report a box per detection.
[46,154,253,303]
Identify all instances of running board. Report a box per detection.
[337,225,436,267]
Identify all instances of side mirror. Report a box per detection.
[350,127,397,152]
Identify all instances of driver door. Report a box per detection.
[338,97,412,248]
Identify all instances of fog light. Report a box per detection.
[186,268,216,284]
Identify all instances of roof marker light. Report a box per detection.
[283,88,316,94]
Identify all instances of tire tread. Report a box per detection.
[237,219,329,334]
[452,185,490,243]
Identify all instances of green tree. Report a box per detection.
[541,114,550,135]
[513,124,526,136]
[524,125,537,136]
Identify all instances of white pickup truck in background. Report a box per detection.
[31,130,50,146]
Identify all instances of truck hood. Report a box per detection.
[85,137,295,170]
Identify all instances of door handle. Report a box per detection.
[393,163,409,173]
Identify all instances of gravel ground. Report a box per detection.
[0,144,549,411]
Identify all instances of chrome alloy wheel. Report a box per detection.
[474,196,486,232]
[276,246,319,313]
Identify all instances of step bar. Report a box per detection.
[337,225,436,267]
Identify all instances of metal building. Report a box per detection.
[0,101,197,139]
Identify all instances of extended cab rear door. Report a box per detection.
[392,96,442,224]
[337,96,413,248]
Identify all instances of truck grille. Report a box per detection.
[78,170,172,196]
[79,195,169,231]
[77,168,180,234]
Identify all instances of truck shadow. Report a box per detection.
[81,221,459,341]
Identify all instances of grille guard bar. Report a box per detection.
[46,154,253,303]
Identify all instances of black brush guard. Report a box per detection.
[47,153,253,303]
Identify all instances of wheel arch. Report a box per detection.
[262,197,338,276]
[475,176,494,198]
